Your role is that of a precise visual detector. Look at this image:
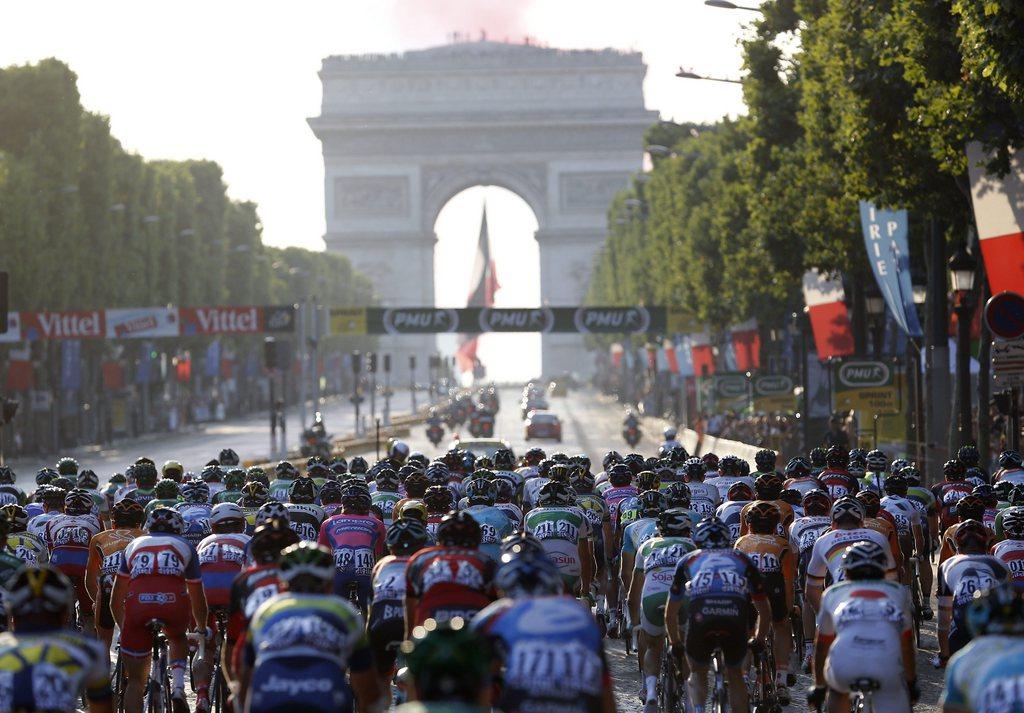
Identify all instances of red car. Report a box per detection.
[524,410,562,442]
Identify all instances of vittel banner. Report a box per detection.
[21,311,105,340]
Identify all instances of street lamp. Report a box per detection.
[865,282,886,357]
[676,68,743,84]
[948,245,978,448]
[704,0,765,11]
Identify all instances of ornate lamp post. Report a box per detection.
[948,245,978,447]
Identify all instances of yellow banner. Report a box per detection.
[329,308,367,335]
[666,308,698,334]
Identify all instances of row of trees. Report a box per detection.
[0,58,375,313]
[587,0,1023,340]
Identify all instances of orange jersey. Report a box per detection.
[734,532,796,607]
[939,521,997,565]
[863,516,903,568]
[86,527,144,592]
[738,499,795,537]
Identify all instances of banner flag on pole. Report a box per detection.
[967,143,1024,295]
[730,319,761,371]
[690,329,715,377]
[858,201,923,338]
[456,204,500,375]
[802,269,855,360]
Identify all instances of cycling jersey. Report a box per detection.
[782,476,824,496]
[26,511,60,540]
[117,486,156,507]
[267,478,294,502]
[817,469,859,501]
[43,513,101,579]
[175,502,213,548]
[285,503,325,542]
[601,485,638,530]
[474,595,609,713]
[714,500,749,543]
[227,564,284,645]
[788,515,831,581]
[144,497,181,514]
[524,506,592,591]
[212,489,243,505]
[405,545,495,626]
[734,532,795,622]
[994,467,1024,486]
[860,471,887,493]
[932,482,974,530]
[905,485,937,518]
[738,499,794,537]
[244,593,371,713]
[863,516,904,569]
[817,579,913,710]
[6,532,48,566]
[371,491,401,526]
[994,505,1024,539]
[197,532,251,609]
[368,555,409,673]
[937,554,1010,654]
[495,501,524,529]
[615,495,641,530]
[620,516,659,560]
[116,533,201,656]
[463,504,514,561]
[685,481,721,519]
[0,628,111,711]
[880,495,923,544]
[0,485,25,507]
[704,475,756,501]
[942,635,1024,711]
[806,527,897,585]
[492,469,524,495]
[317,513,388,604]
[992,538,1024,588]
[86,527,144,629]
[939,521,997,564]
[633,536,696,636]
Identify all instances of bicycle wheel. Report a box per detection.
[658,646,678,713]
[711,651,729,713]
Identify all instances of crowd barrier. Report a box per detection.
[678,428,773,463]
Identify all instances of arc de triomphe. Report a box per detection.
[309,40,656,377]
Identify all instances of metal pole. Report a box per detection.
[375,418,381,461]
[297,300,307,433]
[410,356,417,412]
[928,217,952,464]
[954,299,974,449]
[383,355,392,427]
[1012,388,1021,452]
[269,370,277,459]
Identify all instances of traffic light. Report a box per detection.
[0,271,7,334]
[368,352,377,374]
[1,397,19,425]
[409,355,416,370]
[263,337,278,371]
[383,354,391,373]
[351,351,361,374]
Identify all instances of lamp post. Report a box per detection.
[865,283,886,358]
[949,245,978,448]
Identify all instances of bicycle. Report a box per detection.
[144,620,172,713]
[657,641,688,713]
[908,556,924,647]
[113,645,127,713]
[849,677,880,713]
[709,648,729,713]
[207,610,230,713]
[748,638,779,713]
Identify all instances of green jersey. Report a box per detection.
[144,498,180,514]
[268,478,294,502]
[371,491,401,525]
[634,535,696,632]
[213,489,243,505]
[524,506,592,588]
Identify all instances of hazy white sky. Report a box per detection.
[1,0,752,379]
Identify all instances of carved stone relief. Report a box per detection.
[559,172,632,213]
[333,176,410,218]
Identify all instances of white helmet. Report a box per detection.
[210,502,245,525]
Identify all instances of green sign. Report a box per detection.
[708,372,751,412]
[833,359,901,413]
[753,375,796,413]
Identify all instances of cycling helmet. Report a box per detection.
[219,468,244,491]
[944,459,967,481]
[966,582,1024,636]
[244,466,268,484]
[146,506,185,535]
[693,519,731,549]
[402,619,493,704]
[572,454,592,472]
[550,452,570,464]
[279,541,334,586]
[809,447,827,468]
[424,485,454,513]
[956,494,986,521]
[425,462,451,486]
[840,541,887,580]
[702,453,720,471]
[494,479,515,504]
[108,473,127,487]
[602,450,622,471]
[536,459,555,479]
[638,490,668,518]
[341,485,372,514]
[784,458,811,480]
[1011,484,1024,506]
[1001,508,1024,539]
[153,479,180,501]
[55,457,79,477]
[386,517,430,556]
[318,480,342,505]
[201,465,224,484]
[404,473,429,498]
[622,453,644,475]
[465,478,497,506]
[744,501,781,530]
[471,468,495,483]
[288,477,317,504]
[866,449,887,472]
[160,460,183,482]
[571,468,595,493]
[500,530,546,558]
[664,482,692,508]
[389,440,410,465]
[848,448,868,466]
[111,499,145,528]
[64,488,93,516]
[682,458,706,482]
[210,502,245,526]
[727,481,754,502]
[525,447,547,466]
[779,488,802,506]
[407,453,428,470]
[855,490,881,517]
[306,462,331,481]
[995,481,1015,502]
[256,501,290,526]
[218,448,240,466]
[953,519,989,552]
[5,565,75,619]
[134,462,158,489]
[831,497,864,525]
[0,505,25,534]
[999,450,1024,471]
[329,457,348,475]
[825,446,848,469]
[493,448,515,471]
[0,466,15,485]
[181,481,210,504]
[957,444,981,466]
[39,486,66,507]
[966,467,988,485]
[437,512,482,548]
[658,507,694,537]
[248,519,299,564]
[607,464,633,487]
[754,449,777,472]
[754,473,784,501]
[372,468,398,492]
[973,484,999,507]
[636,470,661,493]
[494,552,564,598]
[802,490,831,516]
[472,457,492,471]
[537,481,575,508]
[349,457,369,475]
[547,464,571,484]
[848,462,865,479]
[883,474,909,496]
[890,458,911,474]
[275,461,299,479]
[719,455,742,477]
[72,470,98,491]
[663,426,678,441]
[901,466,922,485]
[241,481,269,507]
[51,477,73,492]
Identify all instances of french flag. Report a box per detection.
[456,205,500,374]
[967,143,1024,295]
[730,319,761,371]
[690,329,715,377]
[802,269,855,359]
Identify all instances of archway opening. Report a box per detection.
[434,185,541,383]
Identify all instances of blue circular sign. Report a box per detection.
[985,291,1024,340]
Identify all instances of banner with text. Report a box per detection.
[832,358,902,413]
[752,374,796,413]
[859,201,923,338]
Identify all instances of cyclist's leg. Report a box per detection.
[917,554,933,613]
[96,587,116,653]
[191,610,218,709]
[685,655,710,708]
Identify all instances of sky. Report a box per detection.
[0,0,753,380]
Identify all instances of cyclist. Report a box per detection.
[399,619,493,713]
[44,488,102,634]
[0,466,26,506]
[805,497,897,612]
[808,541,918,712]
[882,473,933,616]
[213,468,246,504]
[716,481,754,544]
[861,448,888,493]
[76,470,109,525]
[0,565,113,712]
[369,517,430,693]
[423,485,454,539]
[940,582,1024,712]
[237,541,382,713]
[239,481,270,531]
[145,477,182,513]
[933,459,975,532]
[809,447,827,477]
[705,454,754,501]
[177,479,213,548]
[371,467,402,526]
[525,480,594,596]
[118,461,159,507]
[972,483,1000,532]
[27,485,66,539]
[789,489,832,668]
[285,476,325,542]
[101,473,126,509]
[682,457,720,519]
[856,490,904,578]
[903,466,939,555]
[85,499,146,652]
[993,449,1024,485]
[111,506,209,713]
[625,508,696,713]
[665,518,772,712]
[992,508,1024,588]
[938,493,994,566]
[937,519,1010,664]
[0,511,28,590]
[268,461,299,502]
[782,457,822,496]
[318,484,388,608]
[405,511,496,634]
[462,477,514,561]
[817,446,859,501]
[739,472,794,537]
[3,503,48,565]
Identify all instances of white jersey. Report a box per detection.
[992,538,1024,584]
[997,468,1024,486]
[685,481,721,519]
[879,495,924,540]
[27,512,61,540]
[789,515,831,560]
[705,475,755,501]
[522,477,550,510]
[806,527,897,584]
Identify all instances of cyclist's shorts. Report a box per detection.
[331,573,371,610]
[368,618,405,674]
[97,587,114,630]
[685,598,749,667]
[120,586,190,657]
[68,575,93,617]
[249,655,353,713]
[762,574,788,623]
[639,590,669,637]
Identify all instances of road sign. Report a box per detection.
[992,338,1024,384]
[985,291,1024,341]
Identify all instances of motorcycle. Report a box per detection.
[622,425,641,448]
[426,423,444,446]
[301,411,333,459]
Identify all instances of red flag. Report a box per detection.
[690,330,715,376]
[731,319,761,371]
[802,270,855,359]
[457,204,500,374]
[967,143,1024,294]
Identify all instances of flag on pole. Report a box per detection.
[967,143,1024,295]
[456,204,500,374]
[730,319,761,371]
[802,269,855,359]
[690,329,715,376]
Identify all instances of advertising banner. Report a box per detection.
[0,313,21,343]
[753,374,796,413]
[710,372,751,412]
[21,311,105,340]
[329,308,367,335]
[105,307,179,339]
[859,201,923,338]
[832,359,901,413]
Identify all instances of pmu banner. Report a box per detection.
[802,269,855,360]
[710,372,751,412]
[832,359,901,413]
[339,306,667,334]
[753,374,796,413]
[859,201,923,338]
[967,142,1024,295]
